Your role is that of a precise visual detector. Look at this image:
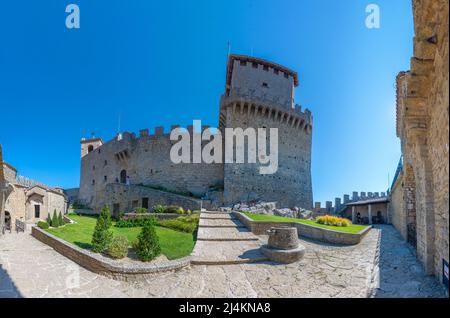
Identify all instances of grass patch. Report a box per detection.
[47,214,195,260]
[242,212,368,234]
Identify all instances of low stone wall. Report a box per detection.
[103,184,203,213]
[233,212,371,245]
[122,213,181,221]
[31,226,191,281]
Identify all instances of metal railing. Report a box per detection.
[15,219,25,233]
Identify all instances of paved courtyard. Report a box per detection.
[0,225,446,298]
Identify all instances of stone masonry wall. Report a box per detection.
[79,130,223,209]
[222,101,312,208]
[388,172,406,240]
[101,183,202,216]
[392,0,449,283]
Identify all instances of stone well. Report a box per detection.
[260,226,305,264]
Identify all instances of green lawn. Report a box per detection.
[242,212,368,234]
[47,214,195,260]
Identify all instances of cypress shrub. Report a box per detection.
[91,206,113,253]
[51,210,59,227]
[133,223,161,262]
[58,211,64,226]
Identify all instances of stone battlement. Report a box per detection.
[314,191,388,215]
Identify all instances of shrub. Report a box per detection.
[58,211,64,226]
[133,223,161,262]
[134,207,148,214]
[115,217,157,228]
[46,215,51,227]
[91,206,114,253]
[165,205,184,214]
[108,235,129,259]
[51,210,59,227]
[37,221,49,229]
[158,215,199,233]
[316,215,351,227]
[153,204,165,214]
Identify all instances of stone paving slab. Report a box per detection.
[199,218,245,228]
[197,227,259,241]
[191,240,268,265]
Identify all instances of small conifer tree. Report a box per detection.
[91,206,113,253]
[58,211,64,226]
[51,210,59,227]
[133,222,161,262]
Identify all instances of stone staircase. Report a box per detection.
[191,211,269,265]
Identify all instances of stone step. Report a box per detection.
[191,240,268,265]
[201,211,232,215]
[199,218,245,228]
[196,227,259,241]
[200,213,233,220]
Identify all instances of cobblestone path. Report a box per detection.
[0,225,447,298]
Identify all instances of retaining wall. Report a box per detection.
[31,226,191,281]
[233,212,371,245]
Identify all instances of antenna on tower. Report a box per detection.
[118,112,121,134]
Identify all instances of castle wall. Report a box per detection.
[4,184,26,229]
[230,59,295,110]
[102,184,203,217]
[388,172,406,240]
[79,130,223,210]
[391,0,449,283]
[222,101,313,209]
[2,163,17,184]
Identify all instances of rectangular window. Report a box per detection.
[274,69,279,75]
[132,200,139,209]
[284,72,289,79]
[263,65,269,71]
[34,205,40,218]
[252,62,258,68]
[240,60,246,66]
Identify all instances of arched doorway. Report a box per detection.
[404,164,417,247]
[120,170,127,184]
[4,211,11,231]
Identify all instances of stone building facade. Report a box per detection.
[78,55,313,211]
[390,0,448,287]
[0,146,68,231]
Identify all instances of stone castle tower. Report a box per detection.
[78,55,313,210]
[220,55,313,208]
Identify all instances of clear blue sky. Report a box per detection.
[0,0,413,205]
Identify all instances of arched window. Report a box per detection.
[120,170,127,184]
[88,145,94,153]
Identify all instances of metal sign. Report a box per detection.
[443,259,449,290]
